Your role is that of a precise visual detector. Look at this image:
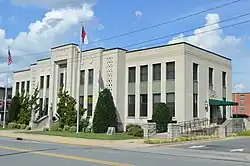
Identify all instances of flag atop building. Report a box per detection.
[8,47,12,66]
[81,26,88,44]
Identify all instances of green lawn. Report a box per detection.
[21,131,139,140]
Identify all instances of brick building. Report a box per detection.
[232,92,250,120]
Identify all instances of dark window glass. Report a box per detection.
[26,81,30,93]
[21,81,25,92]
[88,69,94,85]
[39,98,43,112]
[46,75,50,88]
[60,73,64,87]
[153,63,161,81]
[80,70,85,85]
[40,76,44,89]
[79,96,84,110]
[45,98,49,115]
[222,71,226,87]
[166,62,175,80]
[153,93,161,111]
[140,94,148,117]
[128,67,136,83]
[140,65,148,82]
[193,63,198,81]
[166,93,175,117]
[209,67,213,85]
[16,82,20,94]
[193,94,198,118]
[87,95,93,116]
[128,95,135,117]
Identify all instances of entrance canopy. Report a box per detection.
[209,99,238,106]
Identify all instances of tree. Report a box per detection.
[18,90,31,125]
[152,102,172,133]
[8,95,20,122]
[57,88,84,127]
[92,88,118,133]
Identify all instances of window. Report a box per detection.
[39,98,43,112]
[140,94,148,117]
[21,81,25,92]
[153,63,161,81]
[128,67,136,83]
[166,93,175,117]
[166,62,175,80]
[240,95,245,99]
[140,65,148,82]
[223,98,226,119]
[46,75,50,88]
[40,76,44,89]
[222,71,226,87]
[88,69,94,85]
[60,73,64,87]
[26,81,30,93]
[240,105,245,112]
[240,99,244,104]
[45,98,49,115]
[193,94,198,118]
[79,96,84,110]
[15,82,20,94]
[209,67,213,85]
[87,95,93,116]
[153,93,161,111]
[80,70,85,85]
[128,95,135,117]
[193,63,198,82]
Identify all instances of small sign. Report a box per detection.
[106,127,116,135]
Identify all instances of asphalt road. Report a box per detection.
[0,137,250,166]
[172,137,250,153]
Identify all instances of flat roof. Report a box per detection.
[233,92,250,94]
[127,42,231,61]
[51,43,78,50]
[13,69,30,74]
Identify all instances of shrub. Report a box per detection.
[85,127,92,133]
[20,124,26,130]
[43,127,49,131]
[237,130,250,136]
[126,124,143,137]
[17,123,22,129]
[69,126,77,132]
[93,88,118,133]
[8,95,20,123]
[50,122,60,131]
[26,126,31,130]
[7,122,17,129]
[152,103,172,133]
[58,128,63,131]
[63,125,70,131]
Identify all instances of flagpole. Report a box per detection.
[76,22,83,134]
[3,47,10,128]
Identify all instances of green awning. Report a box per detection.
[209,99,238,106]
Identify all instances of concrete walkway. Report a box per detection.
[0,130,153,149]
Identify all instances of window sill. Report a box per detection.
[139,117,148,119]
[127,116,135,119]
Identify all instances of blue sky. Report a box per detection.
[0,0,249,92]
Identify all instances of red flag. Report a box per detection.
[8,48,12,65]
[81,26,88,44]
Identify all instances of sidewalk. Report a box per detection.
[0,130,153,150]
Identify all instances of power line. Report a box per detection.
[86,0,243,44]
[127,19,250,50]
[10,0,242,57]
[7,11,250,59]
[4,18,249,76]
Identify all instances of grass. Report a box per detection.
[21,131,139,140]
[228,130,250,137]
[144,135,220,144]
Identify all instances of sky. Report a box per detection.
[0,0,249,92]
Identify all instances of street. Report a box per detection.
[0,137,250,165]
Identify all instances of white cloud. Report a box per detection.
[98,24,104,30]
[168,13,242,52]
[11,0,96,9]
[233,83,245,92]
[135,10,142,18]
[0,4,95,86]
[8,16,17,24]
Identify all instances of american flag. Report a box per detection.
[8,48,12,65]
